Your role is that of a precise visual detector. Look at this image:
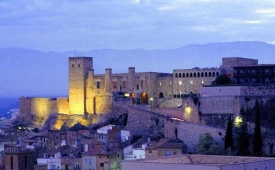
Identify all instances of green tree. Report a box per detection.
[253,100,263,156]
[225,116,233,151]
[196,133,223,155]
[215,74,231,85]
[237,122,250,156]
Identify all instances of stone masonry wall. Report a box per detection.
[123,105,225,152]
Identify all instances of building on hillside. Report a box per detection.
[145,138,187,159]
[96,125,130,151]
[82,149,122,170]
[19,57,173,129]
[18,56,272,129]
[4,145,35,170]
[37,145,80,170]
[121,154,275,170]
[233,64,275,84]
[124,139,156,160]
[222,57,258,78]
[198,85,275,127]
[173,67,223,95]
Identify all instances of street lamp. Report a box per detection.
[150,97,153,109]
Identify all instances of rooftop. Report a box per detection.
[128,154,274,165]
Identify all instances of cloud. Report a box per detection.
[157,6,176,11]
[191,26,218,32]
[255,8,275,14]
[243,20,263,24]
[127,0,140,4]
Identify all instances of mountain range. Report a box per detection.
[0,41,274,98]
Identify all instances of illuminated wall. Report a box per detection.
[69,57,93,115]
[57,97,69,114]
[182,97,199,123]
[31,98,57,126]
[95,95,112,114]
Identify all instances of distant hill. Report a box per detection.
[0,98,19,117]
[0,41,274,97]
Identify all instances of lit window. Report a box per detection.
[179,81,182,85]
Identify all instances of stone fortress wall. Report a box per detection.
[173,67,223,95]
[19,57,174,128]
[200,85,275,115]
[116,104,225,152]
[222,57,258,77]
[19,56,274,129]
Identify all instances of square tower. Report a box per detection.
[69,57,93,114]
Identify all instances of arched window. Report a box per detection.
[175,73,178,78]
[212,72,215,77]
[216,72,219,76]
[190,73,193,77]
[197,72,200,77]
[194,73,196,77]
[186,73,189,77]
[159,92,164,98]
[209,72,211,77]
[183,73,185,77]
[179,73,182,78]
[201,72,204,77]
[205,72,208,77]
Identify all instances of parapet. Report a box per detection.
[69,57,93,61]
[128,67,135,74]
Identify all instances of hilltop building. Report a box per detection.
[19,57,173,129]
[18,56,275,129]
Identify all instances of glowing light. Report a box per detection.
[171,118,184,122]
[124,93,130,97]
[150,97,153,101]
[185,106,191,114]
[234,116,243,127]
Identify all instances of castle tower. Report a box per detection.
[105,68,112,92]
[69,57,93,115]
[128,67,135,91]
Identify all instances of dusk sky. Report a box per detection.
[1,0,275,52]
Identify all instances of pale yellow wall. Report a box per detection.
[57,98,69,114]
[69,57,93,115]
[31,98,57,126]
[95,95,112,114]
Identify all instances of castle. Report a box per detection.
[19,56,274,129]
